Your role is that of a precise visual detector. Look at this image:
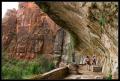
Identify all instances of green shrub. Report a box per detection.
[2,53,55,79]
[2,64,22,79]
[106,68,112,80]
[99,14,106,26]
[106,74,112,80]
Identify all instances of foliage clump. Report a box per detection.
[2,52,55,80]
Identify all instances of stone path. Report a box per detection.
[65,64,104,79]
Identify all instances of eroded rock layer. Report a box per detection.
[36,2,118,79]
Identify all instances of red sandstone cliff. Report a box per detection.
[2,2,61,60]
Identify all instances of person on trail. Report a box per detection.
[92,56,97,65]
[84,56,91,71]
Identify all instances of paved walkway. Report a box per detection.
[65,65,104,79]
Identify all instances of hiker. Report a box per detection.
[84,56,91,71]
[92,55,97,65]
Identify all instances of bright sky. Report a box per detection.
[2,2,18,18]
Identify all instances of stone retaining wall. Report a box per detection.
[30,67,69,80]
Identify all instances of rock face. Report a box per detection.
[36,2,118,79]
[16,2,61,58]
[2,9,17,51]
[2,2,66,60]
